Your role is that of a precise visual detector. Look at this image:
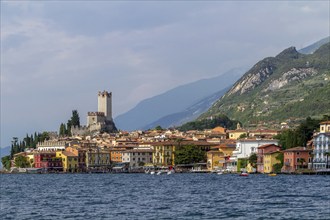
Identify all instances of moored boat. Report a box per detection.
[239,172,249,176]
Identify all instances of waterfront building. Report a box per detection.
[85,148,111,171]
[257,144,281,173]
[228,139,279,172]
[206,150,224,171]
[313,121,330,169]
[110,148,126,164]
[263,151,281,173]
[122,148,153,168]
[56,151,78,172]
[66,146,87,172]
[152,142,175,166]
[34,151,62,172]
[211,140,236,171]
[281,147,312,173]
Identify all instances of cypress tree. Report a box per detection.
[71,110,80,128]
[66,120,72,136]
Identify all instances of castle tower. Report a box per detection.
[98,90,112,121]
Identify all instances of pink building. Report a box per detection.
[257,144,281,173]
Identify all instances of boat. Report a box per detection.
[167,170,175,175]
[268,173,277,176]
[150,171,155,175]
[239,172,249,176]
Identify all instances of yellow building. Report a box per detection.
[56,151,78,172]
[228,129,248,140]
[207,150,224,171]
[152,142,175,166]
[320,121,330,133]
[263,151,281,173]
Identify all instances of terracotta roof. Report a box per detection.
[258,144,280,149]
[62,151,78,157]
[124,149,153,153]
[249,129,279,133]
[238,139,278,142]
[264,150,281,155]
[320,121,330,124]
[281,147,312,152]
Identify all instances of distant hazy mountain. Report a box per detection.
[142,86,231,130]
[299,36,330,54]
[199,42,330,125]
[115,68,245,131]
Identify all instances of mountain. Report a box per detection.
[299,36,330,54]
[199,42,330,126]
[115,68,245,131]
[142,86,231,130]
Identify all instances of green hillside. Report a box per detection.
[199,43,330,126]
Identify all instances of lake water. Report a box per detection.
[1,174,329,219]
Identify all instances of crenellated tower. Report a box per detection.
[98,90,112,121]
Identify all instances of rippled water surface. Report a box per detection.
[1,174,329,219]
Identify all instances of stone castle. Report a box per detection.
[71,91,117,136]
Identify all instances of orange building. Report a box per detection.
[281,147,312,173]
[110,148,126,163]
[207,150,224,171]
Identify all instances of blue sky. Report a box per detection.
[1,1,329,148]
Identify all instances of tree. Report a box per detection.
[14,155,29,168]
[297,158,306,169]
[272,152,284,173]
[71,110,80,127]
[66,120,72,136]
[155,125,163,131]
[239,133,247,139]
[272,163,282,173]
[237,158,248,172]
[248,153,257,168]
[174,145,206,164]
[59,123,66,136]
[40,132,50,142]
[1,156,11,170]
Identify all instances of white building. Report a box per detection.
[122,149,153,168]
[313,121,330,169]
[36,140,67,151]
